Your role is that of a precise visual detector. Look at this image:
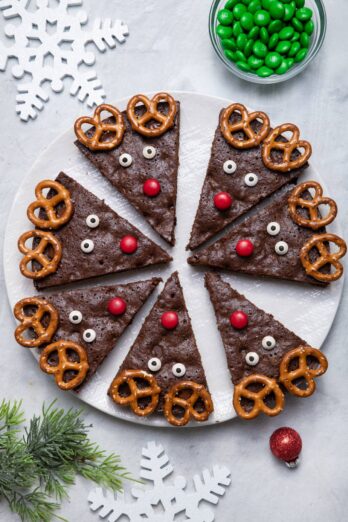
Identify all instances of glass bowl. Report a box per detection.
[209,0,327,84]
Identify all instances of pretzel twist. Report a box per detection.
[233,374,284,420]
[300,233,347,283]
[262,123,312,172]
[39,340,89,390]
[288,181,337,230]
[220,103,270,149]
[18,230,62,279]
[74,104,125,151]
[14,297,59,348]
[164,381,213,427]
[27,180,73,230]
[109,369,161,416]
[279,345,328,397]
[126,92,177,137]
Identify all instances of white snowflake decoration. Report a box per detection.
[0,0,129,121]
[88,441,231,522]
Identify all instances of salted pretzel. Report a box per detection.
[74,103,125,151]
[288,181,337,230]
[262,123,312,172]
[163,381,213,427]
[109,369,161,416]
[14,297,59,348]
[233,374,284,420]
[279,345,328,397]
[18,230,62,279]
[300,233,347,283]
[27,180,73,230]
[39,340,89,390]
[126,92,177,137]
[220,103,270,149]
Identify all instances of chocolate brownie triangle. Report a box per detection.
[75,102,180,245]
[188,185,328,285]
[34,173,172,289]
[187,111,308,250]
[108,271,213,426]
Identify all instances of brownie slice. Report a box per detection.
[36,278,161,390]
[34,173,172,289]
[188,186,328,285]
[108,271,212,418]
[187,110,308,250]
[205,273,306,385]
[75,102,180,245]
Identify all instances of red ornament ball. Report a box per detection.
[270,427,302,467]
[143,179,161,197]
[120,235,138,254]
[230,310,248,329]
[107,297,127,316]
[235,239,254,257]
[161,311,179,330]
[214,192,233,211]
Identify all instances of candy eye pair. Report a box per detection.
[119,146,157,167]
[223,160,258,187]
[147,358,186,377]
[245,336,277,367]
[266,222,289,255]
[68,311,96,342]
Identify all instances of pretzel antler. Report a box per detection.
[126,92,177,137]
[14,297,59,348]
[233,374,284,420]
[27,180,73,230]
[18,230,62,279]
[74,104,125,151]
[262,123,312,172]
[109,369,161,416]
[300,233,347,283]
[220,103,270,149]
[164,381,214,426]
[288,181,337,230]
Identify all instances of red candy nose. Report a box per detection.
[108,297,127,316]
[214,192,233,210]
[236,239,254,257]
[161,311,179,330]
[143,179,161,197]
[120,235,138,254]
[230,310,248,329]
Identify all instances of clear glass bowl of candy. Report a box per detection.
[209,0,327,84]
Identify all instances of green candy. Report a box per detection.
[256,65,273,77]
[225,0,238,9]
[265,51,282,69]
[233,21,243,36]
[260,27,269,43]
[305,20,314,35]
[269,20,283,34]
[291,31,300,41]
[275,60,289,75]
[294,0,305,7]
[221,38,237,51]
[248,55,264,69]
[286,57,295,68]
[235,49,247,61]
[242,0,252,5]
[276,40,291,54]
[236,60,251,72]
[254,9,270,26]
[296,7,312,21]
[284,3,295,21]
[240,12,254,30]
[269,1,285,20]
[244,38,255,56]
[224,49,236,62]
[288,41,301,56]
[217,9,234,25]
[216,25,234,39]
[233,3,247,19]
[237,32,248,50]
[295,47,308,62]
[279,26,294,40]
[261,0,272,9]
[300,31,309,47]
[292,17,304,32]
[248,0,261,14]
[253,40,268,58]
[268,33,279,49]
[248,25,260,39]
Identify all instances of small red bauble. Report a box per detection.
[107,297,127,316]
[120,235,138,254]
[161,311,179,330]
[230,310,248,329]
[270,427,302,468]
[214,192,233,211]
[143,179,161,197]
[235,239,254,257]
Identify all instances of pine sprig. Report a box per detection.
[0,400,131,522]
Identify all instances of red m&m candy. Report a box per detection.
[143,179,161,197]
[214,192,233,211]
[108,297,127,316]
[230,310,248,329]
[235,239,254,257]
[120,235,138,254]
[161,311,179,330]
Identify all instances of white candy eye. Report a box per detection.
[143,146,156,159]
[244,173,259,187]
[119,153,133,167]
[262,336,276,350]
[69,310,82,324]
[80,239,94,253]
[86,214,100,228]
[267,222,280,236]
[172,363,186,377]
[275,241,288,255]
[245,352,259,366]
[223,160,237,174]
[147,357,161,372]
[83,329,96,342]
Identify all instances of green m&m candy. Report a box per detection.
[295,47,308,62]
[276,40,291,54]
[260,27,269,43]
[279,26,294,40]
[256,65,273,77]
[248,0,262,14]
[224,49,236,61]
[253,40,268,58]
[236,60,251,72]
[235,49,247,61]
[218,9,234,25]
[221,38,237,51]
[254,9,270,26]
[269,1,285,20]
[244,38,255,56]
[225,0,238,8]
[265,51,282,69]
[237,32,248,50]
[275,60,289,75]
[300,31,309,47]
[296,7,313,22]
[268,19,283,34]
[288,41,301,57]
[233,3,247,19]
[284,3,295,21]
[295,0,305,7]
[240,12,254,30]
[305,20,314,35]
[268,33,279,49]
[292,17,304,32]
[248,25,260,39]
[248,55,264,69]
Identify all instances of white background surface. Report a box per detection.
[0,1,347,521]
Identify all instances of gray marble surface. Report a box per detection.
[0,1,347,521]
